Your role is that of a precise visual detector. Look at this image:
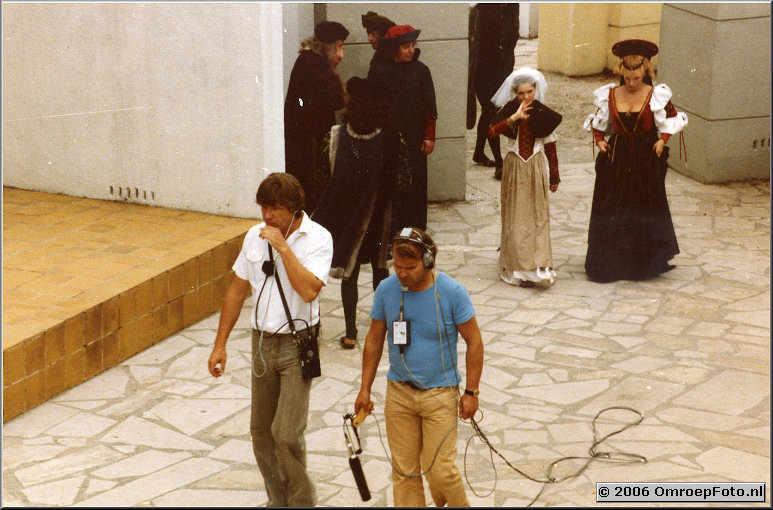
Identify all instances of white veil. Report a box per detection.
[490,67,548,107]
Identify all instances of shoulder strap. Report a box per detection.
[267,247,298,336]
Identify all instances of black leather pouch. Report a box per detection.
[296,329,321,380]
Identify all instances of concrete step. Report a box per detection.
[2,187,255,422]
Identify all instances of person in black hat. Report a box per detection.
[284,20,350,214]
[467,3,519,179]
[368,25,437,235]
[361,10,396,68]
[312,77,403,350]
[487,67,561,289]
[583,39,688,283]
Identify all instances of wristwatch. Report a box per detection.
[464,388,479,398]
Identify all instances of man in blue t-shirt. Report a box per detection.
[354,227,484,507]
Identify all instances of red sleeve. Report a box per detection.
[659,101,678,143]
[544,142,559,185]
[488,119,511,138]
[592,129,606,144]
[665,101,678,118]
[423,108,436,141]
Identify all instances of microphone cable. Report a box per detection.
[366,271,647,505]
[426,272,647,506]
[252,216,301,378]
[367,406,461,480]
[461,405,646,506]
[251,275,272,379]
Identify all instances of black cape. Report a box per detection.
[312,125,402,278]
[490,99,563,139]
[368,48,437,233]
[284,49,345,213]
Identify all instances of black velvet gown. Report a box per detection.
[585,102,679,283]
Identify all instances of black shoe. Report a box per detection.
[494,166,502,180]
[473,155,496,167]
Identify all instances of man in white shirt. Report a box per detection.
[208,172,333,507]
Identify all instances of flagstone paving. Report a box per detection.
[3,157,769,507]
[2,38,769,507]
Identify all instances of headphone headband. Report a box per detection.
[392,227,435,269]
[393,227,427,247]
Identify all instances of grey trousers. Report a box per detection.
[251,330,316,507]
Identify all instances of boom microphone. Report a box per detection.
[349,455,371,501]
[343,405,373,501]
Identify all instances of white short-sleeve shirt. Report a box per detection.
[233,213,333,333]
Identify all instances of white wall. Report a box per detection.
[2,3,286,218]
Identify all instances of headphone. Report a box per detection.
[392,227,435,269]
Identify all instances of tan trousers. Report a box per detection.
[384,380,469,507]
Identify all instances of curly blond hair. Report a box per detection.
[300,37,337,62]
[614,55,655,85]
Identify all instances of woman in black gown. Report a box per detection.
[368,24,437,233]
[312,78,401,349]
[583,39,688,283]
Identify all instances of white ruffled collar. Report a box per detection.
[346,124,381,140]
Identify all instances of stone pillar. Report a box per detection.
[538,3,610,76]
[605,4,662,70]
[538,3,662,75]
[326,3,469,201]
[2,3,286,218]
[658,3,770,183]
[282,4,314,96]
[520,3,539,39]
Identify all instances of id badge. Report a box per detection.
[393,320,410,346]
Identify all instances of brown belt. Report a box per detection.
[399,380,453,391]
[401,380,424,390]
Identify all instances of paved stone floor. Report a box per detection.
[3,160,770,507]
[2,38,770,507]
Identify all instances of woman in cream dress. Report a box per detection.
[488,68,561,288]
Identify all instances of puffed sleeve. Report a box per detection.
[651,83,688,135]
[583,83,615,133]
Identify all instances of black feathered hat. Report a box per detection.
[314,21,349,44]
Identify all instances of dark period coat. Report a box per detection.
[312,125,402,278]
[466,3,520,129]
[284,49,345,213]
[368,48,437,233]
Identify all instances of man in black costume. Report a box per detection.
[361,11,395,68]
[467,3,519,180]
[284,20,349,213]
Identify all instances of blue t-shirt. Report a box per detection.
[371,272,475,388]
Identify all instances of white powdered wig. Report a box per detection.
[491,67,548,107]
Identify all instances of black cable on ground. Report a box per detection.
[463,405,646,506]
